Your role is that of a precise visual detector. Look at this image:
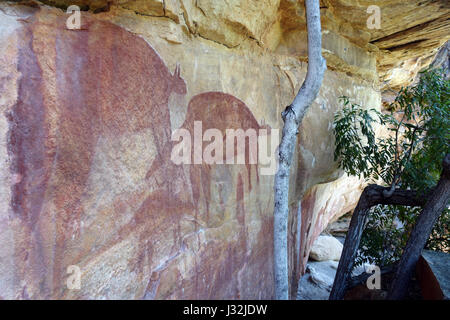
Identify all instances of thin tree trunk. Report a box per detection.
[329,185,427,300]
[273,0,326,300]
[388,154,450,300]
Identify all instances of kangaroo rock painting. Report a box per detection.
[136,91,274,299]
[3,9,273,299]
[177,92,269,222]
[7,12,188,298]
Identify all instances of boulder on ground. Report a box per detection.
[297,260,338,300]
[309,235,343,261]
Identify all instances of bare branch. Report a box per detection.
[330,184,428,300]
[388,154,450,299]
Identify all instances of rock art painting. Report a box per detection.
[5,11,273,299]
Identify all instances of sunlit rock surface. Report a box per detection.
[0,1,447,299]
[309,235,343,262]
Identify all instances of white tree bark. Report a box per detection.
[273,0,326,300]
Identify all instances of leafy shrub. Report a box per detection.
[333,69,450,268]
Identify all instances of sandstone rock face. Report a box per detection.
[0,1,446,299]
[309,235,343,262]
[418,250,450,300]
[297,260,339,300]
[327,0,450,92]
[325,214,351,238]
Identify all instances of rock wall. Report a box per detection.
[0,0,447,299]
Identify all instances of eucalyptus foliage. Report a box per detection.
[333,69,450,267]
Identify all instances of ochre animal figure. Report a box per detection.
[8,13,186,296]
[142,92,268,225]
[8,10,267,299]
